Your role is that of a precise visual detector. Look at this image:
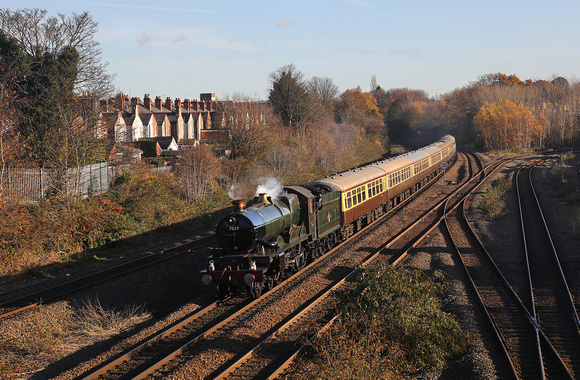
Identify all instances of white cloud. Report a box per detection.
[63,2,213,13]
[391,48,408,55]
[276,20,295,28]
[173,33,188,44]
[137,33,152,48]
[160,28,261,52]
[127,27,260,52]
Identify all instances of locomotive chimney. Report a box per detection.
[232,199,246,213]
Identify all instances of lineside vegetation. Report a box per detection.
[478,177,511,220]
[293,265,468,379]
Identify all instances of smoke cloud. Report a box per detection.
[228,177,285,201]
[228,184,244,200]
[254,177,284,200]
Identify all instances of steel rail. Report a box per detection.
[528,162,580,331]
[212,155,476,379]
[80,151,469,379]
[391,152,513,266]
[82,296,234,379]
[516,162,540,322]
[446,158,542,379]
[515,158,579,378]
[448,157,575,379]
[218,153,513,379]
[258,153,519,379]
[0,235,215,320]
[94,154,463,379]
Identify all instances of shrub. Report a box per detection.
[0,162,232,278]
[550,162,580,205]
[108,163,195,230]
[299,266,467,378]
[478,177,511,219]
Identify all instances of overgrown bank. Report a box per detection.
[0,164,230,279]
[0,128,387,280]
[293,265,468,379]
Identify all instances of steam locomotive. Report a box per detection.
[200,135,456,297]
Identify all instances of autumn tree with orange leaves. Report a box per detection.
[474,99,546,151]
[337,87,385,136]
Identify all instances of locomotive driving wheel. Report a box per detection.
[289,243,304,271]
[294,254,305,271]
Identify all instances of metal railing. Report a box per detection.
[0,162,133,203]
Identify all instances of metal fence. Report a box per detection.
[0,162,130,203]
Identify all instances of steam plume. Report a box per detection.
[255,177,284,200]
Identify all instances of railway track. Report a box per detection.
[445,158,543,379]
[80,152,528,379]
[210,154,480,379]
[442,156,578,379]
[216,152,525,379]
[81,231,372,379]
[0,235,216,320]
[385,151,483,266]
[516,159,580,377]
[79,153,469,378]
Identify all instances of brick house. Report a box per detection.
[100,93,224,146]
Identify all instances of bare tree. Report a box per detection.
[220,101,277,160]
[176,145,219,201]
[370,75,378,92]
[307,76,339,103]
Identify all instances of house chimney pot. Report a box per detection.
[144,94,152,110]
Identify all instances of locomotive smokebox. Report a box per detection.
[232,199,246,213]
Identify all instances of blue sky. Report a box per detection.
[3,0,580,100]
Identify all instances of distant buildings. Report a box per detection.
[98,93,225,147]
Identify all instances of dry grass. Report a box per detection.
[0,299,150,379]
[74,298,150,336]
